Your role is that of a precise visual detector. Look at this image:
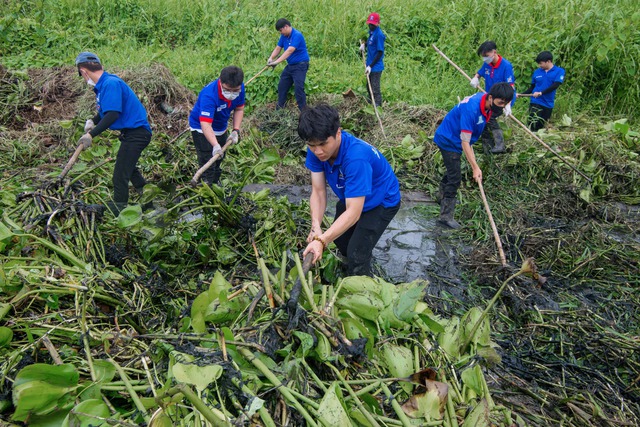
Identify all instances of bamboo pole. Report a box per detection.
[58,144,84,180]
[477,180,507,267]
[246,65,270,85]
[431,44,591,182]
[190,140,236,185]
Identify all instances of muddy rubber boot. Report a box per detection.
[436,182,445,204]
[106,201,127,217]
[437,197,461,229]
[490,129,506,154]
[482,133,494,155]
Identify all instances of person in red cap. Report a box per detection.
[359,12,386,106]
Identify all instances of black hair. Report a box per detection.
[298,104,340,143]
[488,82,514,103]
[77,62,103,74]
[535,51,553,63]
[477,41,497,56]
[220,66,244,87]
[275,18,291,31]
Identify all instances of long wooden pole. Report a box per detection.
[189,140,236,186]
[360,40,386,138]
[432,44,591,182]
[477,180,508,267]
[58,144,84,180]
[246,65,270,85]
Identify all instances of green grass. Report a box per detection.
[1,0,639,119]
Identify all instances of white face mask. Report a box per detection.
[87,78,96,87]
[222,89,240,100]
[482,56,493,64]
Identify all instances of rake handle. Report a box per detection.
[189,140,236,186]
[58,144,84,180]
[477,180,508,267]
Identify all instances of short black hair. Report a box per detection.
[488,82,514,103]
[220,66,244,87]
[535,51,553,63]
[298,104,340,143]
[477,41,497,56]
[275,18,291,31]
[77,62,103,76]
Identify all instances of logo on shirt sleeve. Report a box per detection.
[507,77,513,83]
[477,116,484,125]
[201,111,211,117]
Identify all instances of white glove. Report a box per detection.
[79,133,92,149]
[365,66,371,75]
[227,130,239,145]
[359,42,365,53]
[267,58,275,67]
[470,76,479,88]
[504,103,512,117]
[211,144,223,159]
[84,119,95,133]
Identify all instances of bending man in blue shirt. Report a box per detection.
[470,41,516,154]
[268,18,310,110]
[518,51,565,132]
[433,83,514,229]
[188,66,245,185]
[300,105,401,276]
[75,52,152,216]
[359,12,386,106]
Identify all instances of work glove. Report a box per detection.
[84,119,95,133]
[470,76,479,88]
[504,103,512,117]
[365,66,371,75]
[359,42,365,53]
[267,58,276,68]
[226,130,239,145]
[211,144,223,159]
[79,133,92,149]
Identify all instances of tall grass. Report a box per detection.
[0,0,638,118]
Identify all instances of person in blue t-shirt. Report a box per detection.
[267,18,310,110]
[299,104,400,276]
[188,66,245,185]
[518,51,565,132]
[75,52,152,216]
[433,83,514,229]
[470,41,516,154]
[359,12,386,106]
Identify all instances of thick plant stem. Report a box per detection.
[176,383,230,427]
[380,382,413,427]
[231,377,277,427]
[327,364,383,427]
[109,358,150,424]
[238,347,319,427]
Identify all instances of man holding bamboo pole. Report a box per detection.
[433,83,514,229]
[360,12,386,107]
[470,41,516,154]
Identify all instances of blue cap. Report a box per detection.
[75,52,101,65]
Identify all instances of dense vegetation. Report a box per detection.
[1,0,639,118]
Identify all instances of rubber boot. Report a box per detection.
[436,182,445,204]
[437,197,461,229]
[106,201,127,217]
[490,129,506,154]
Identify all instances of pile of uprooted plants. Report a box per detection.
[0,63,639,426]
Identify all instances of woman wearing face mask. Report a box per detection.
[188,66,245,185]
[432,83,514,229]
[469,41,516,154]
[75,52,153,216]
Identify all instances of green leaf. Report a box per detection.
[293,331,315,357]
[0,326,13,347]
[116,205,143,228]
[337,292,385,321]
[173,363,223,392]
[12,364,79,421]
[317,382,351,427]
[461,398,490,427]
[62,399,110,427]
[0,221,13,252]
[382,345,413,394]
[461,365,484,397]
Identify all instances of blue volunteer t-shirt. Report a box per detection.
[188,79,246,134]
[94,72,151,133]
[277,28,310,64]
[530,66,565,109]
[366,26,386,72]
[305,131,400,212]
[434,93,492,153]
[478,55,516,93]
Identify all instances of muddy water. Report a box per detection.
[243,184,465,283]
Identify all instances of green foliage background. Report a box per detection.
[1,0,639,118]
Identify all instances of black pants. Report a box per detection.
[528,103,553,132]
[439,148,462,199]
[113,127,151,205]
[333,200,400,276]
[191,131,228,185]
[277,62,309,110]
[367,71,382,106]
[480,114,503,149]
